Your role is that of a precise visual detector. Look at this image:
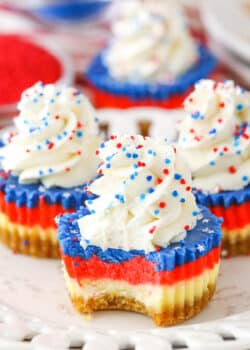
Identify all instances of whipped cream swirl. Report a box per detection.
[0,82,102,188]
[104,1,198,82]
[78,135,199,252]
[178,79,250,193]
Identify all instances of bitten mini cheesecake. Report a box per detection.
[58,135,222,326]
[0,82,102,258]
[178,79,250,256]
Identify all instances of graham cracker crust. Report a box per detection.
[0,225,60,258]
[69,283,216,327]
[221,224,250,257]
[222,234,250,257]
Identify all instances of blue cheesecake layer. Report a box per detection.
[0,170,95,210]
[58,205,222,272]
[86,45,217,101]
[195,185,250,209]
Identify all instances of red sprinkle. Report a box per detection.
[48,142,54,150]
[137,161,146,167]
[184,225,190,231]
[116,143,122,148]
[110,135,117,140]
[180,178,186,185]
[159,201,167,209]
[149,226,156,234]
[213,147,218,152]
[228,166,237,174]
[163,168,169,175]
[157,177,163,184]
[0,34,62,105]
[186,186,191,191]
[65,167,71,172]
[219,102,225,108]
[96,150,100,155]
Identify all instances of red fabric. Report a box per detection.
[0,34,62,105]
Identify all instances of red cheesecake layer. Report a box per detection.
[210,201,250,231]
[62,246,220,286]
[86,69,220,110]
[0,192,73,229]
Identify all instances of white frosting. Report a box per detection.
[78,135,199,252]
[178,79,250,193]
[104,0,198,82]
[0,82,102,188]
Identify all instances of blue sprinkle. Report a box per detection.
[140,193,146,201]
[76,131,83,138]
[45,139,50,145]
[172,190,178,197]
[236,104,244,111]
[122,147,126,152]
[191,111,203,120]
[106,163,111,168]
[165,158,171,164]
[209,128,217,135]
[126,153,131,158]
[134,171,138,177]
[147,149,153,155]
[242,175,249,182]
[36,145,42,150]
[56,91,61,96]
[50,98,55,104]
[57,135,62,140]
[180,198,186,203]
[32,98,38,103]
[174,173,182,180]
[192,211,198,216]
[63,131,68,136]
[76,99,81,104]
[133,164,138,169]
[87,200,93,205]
[91,210,96,214]
[148,187,154,194]
[154,209,160,216]
[146,175,152,182]
[132,153,138,159]
[236,150,241,155]
[39,170,44,176]
[48,168,53,173]
[100,143,105,148]
[115,194,125,203]
[219,152,224,156]
[209,160,215,166]
[130,174,135,180]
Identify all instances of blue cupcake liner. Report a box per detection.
[58,205,222,272]
[85,45,217,101]
[0,171,96,210]
[195,185,250,209]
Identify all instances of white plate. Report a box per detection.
[201,0,250,61]
[1,108,250,350]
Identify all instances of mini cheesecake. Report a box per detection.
[57,135,222,326]
[178,79,250,257]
